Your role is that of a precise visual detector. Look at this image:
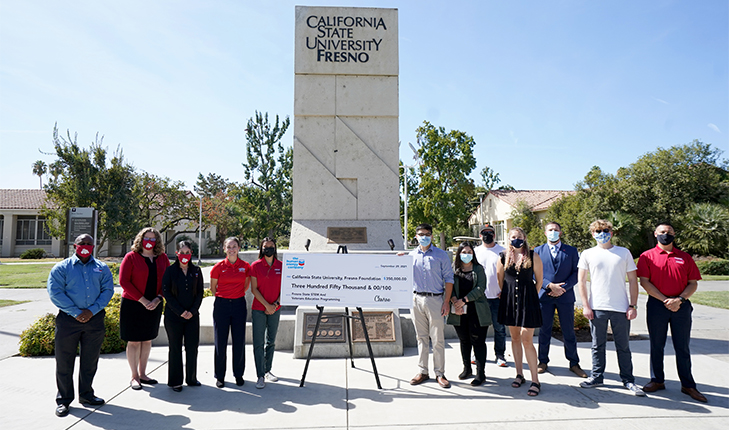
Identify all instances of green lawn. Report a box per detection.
[0,264,54,288]
[690,291,729,310]
[0,299,30,308]
[702,275,729,281]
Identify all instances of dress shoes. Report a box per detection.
[569,364,588,378]
[187,380,202,387]
[172,386,183,392]
[410,373,429,385]
[55,404,70,417]
[216,380,225,388]
[458,368,473,380]
[537,363,548,374]
[139,377,158,385]
[681,386,707,403]
[79,396,105,406]
[642,381,665,392]
[235,377,245,386]
[436,375,451,388]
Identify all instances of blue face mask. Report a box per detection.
[459,253,473,264]
[594,231,611,244]
[511,238,524,248]
[417,235,432,247]
[546,230,560,242]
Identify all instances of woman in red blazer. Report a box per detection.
[119,227,170,390]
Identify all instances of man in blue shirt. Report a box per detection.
[408,223,454,388]
[47,234,114,417]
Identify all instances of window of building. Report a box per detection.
[494,220,505,244]
[16,215,52,246]
[0,215,3,247]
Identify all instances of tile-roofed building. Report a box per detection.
[468,190,575,246]
[0,189,61,257]
[0,189,47,209]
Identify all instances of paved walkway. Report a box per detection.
[0,280,727,429]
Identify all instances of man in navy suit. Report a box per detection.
[533,222,587,377]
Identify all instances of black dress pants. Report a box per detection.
[165,311,200,386]
[55,310,105,406]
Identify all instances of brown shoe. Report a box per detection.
[643,381,665,392]
[410,373,429,385]
[537,363,548,374]
[681,386,707,403]
[436,375,451,388]
[569,364,588,378]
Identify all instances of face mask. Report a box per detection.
[594,231,611,244]
[177,253,192,264]
[76,244,93,258]
[511,238,524,248]
[481,232,494,244]
[143,238,155,250]
[417,235,432,247]
[656,234,674,245]
[546,230,560,242]
[262,247,276,257]
[459,253,473,264]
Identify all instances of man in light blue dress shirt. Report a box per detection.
[47,234,114,417]
[408,223,454,388]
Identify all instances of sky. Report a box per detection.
[1,0,727,193]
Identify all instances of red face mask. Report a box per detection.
[143,238,155,250]
[76,244,93,258]
[177,253,192,264]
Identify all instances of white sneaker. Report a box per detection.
[496,357,508,367]
[265,372,278,382]
[255,377,265,389]
[625,382,646,397]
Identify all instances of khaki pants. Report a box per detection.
[413,294,445,377]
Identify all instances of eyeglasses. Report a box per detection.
[144,237,157,242]
[594,229,610,234]
[417,233,432,237]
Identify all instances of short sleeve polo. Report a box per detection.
[637,245,701,297]
[210,258,251,299]
[250,258,283,311]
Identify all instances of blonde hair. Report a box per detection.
[131,227,165,255]
[504,227,532,269]
[589,219,613,234]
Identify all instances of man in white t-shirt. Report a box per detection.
[473,224,508,367]
[576,219,644,396]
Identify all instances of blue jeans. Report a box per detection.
[589,310,634,384]
[539,300,580,366]
[646,296,696,388]
[252,309,281,378]
[488,298,506,358]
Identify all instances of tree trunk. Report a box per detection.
[440,231,446,250]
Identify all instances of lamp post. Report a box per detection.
[197,193,202,264]
[400,142,421,250]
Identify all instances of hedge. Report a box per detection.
[695,259,729,276]
[19,248,46,259]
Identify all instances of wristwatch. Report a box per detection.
[628,305,636,309]
[679,296,687,303]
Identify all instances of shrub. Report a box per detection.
[552,306,590,331]
[18,293,127,357]
[203,288,213,298]
[107,263,120,284]
[19,248,46,259]
[695,259,729,276]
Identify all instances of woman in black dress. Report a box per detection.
[119,227,170,390]
[162,240,204,392]
[497,227,543,396]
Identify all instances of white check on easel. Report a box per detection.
[281,253,413,308]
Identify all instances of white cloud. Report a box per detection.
[652,97,669,105]
[708,123,721,133]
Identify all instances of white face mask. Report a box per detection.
[459,253,473,264]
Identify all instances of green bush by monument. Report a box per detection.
[19,248,46,259]
[695,259,729,276]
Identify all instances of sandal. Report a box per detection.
[527,382,541,397]
[511,374,526,388]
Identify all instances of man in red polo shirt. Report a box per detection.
[637,222,706,403]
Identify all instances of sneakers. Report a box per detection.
[265,372,278,382]
[579,377,604,389]
[256,377,265,389]
[496,356,508,367]
[625,382,646,397]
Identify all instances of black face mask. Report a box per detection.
[481,232,494,244]
[656,234,675,245]
[262,247,276,257]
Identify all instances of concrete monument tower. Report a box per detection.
[290,6,402,251]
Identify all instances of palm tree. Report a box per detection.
[32,160,47,189]
[678,203,729,257]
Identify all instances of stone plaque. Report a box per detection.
[303,313,346,343]
[352,311,395,342]
[327,227,367,243]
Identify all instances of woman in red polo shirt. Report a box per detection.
[210,237,250,388]
[250,237,283,389]
[119,227,170,390]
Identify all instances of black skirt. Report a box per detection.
[120,256,163,342]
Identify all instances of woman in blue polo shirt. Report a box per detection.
[210,237,251,388]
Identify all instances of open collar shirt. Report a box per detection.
[409,245,454,294]
[637,245,701,297]
[47,254,114,318]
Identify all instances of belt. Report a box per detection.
[413,291,443,296]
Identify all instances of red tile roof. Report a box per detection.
[489,190,576,211]
[0,189,48,209]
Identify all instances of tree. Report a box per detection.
[32,160,47,189]
[41,125,140,252]
[510,200,544,247]
[474,166,514,195]
[408,121,477,248]
[677,203,729,257]
[236,111,292,243]
[195,173,235,253]
[135,172,199,247]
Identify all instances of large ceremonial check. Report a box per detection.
[281,253,413,308]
